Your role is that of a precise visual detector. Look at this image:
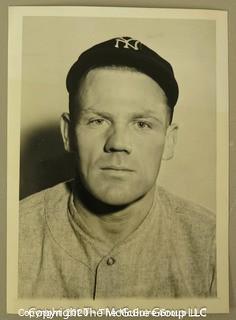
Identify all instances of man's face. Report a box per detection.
[62,67,177,206]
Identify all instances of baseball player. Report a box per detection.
[19,37,216,298]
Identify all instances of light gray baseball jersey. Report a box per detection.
[19,181,216,298]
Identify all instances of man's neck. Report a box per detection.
[73,182,156,245]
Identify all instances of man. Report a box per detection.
[19,36,216,298]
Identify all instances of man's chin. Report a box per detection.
[93,190,146,207]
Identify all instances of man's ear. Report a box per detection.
[162,123,178,160]
[60,112,73,152]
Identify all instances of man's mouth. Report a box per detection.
[101,166,134,172]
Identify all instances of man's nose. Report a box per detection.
[104,125,132,154]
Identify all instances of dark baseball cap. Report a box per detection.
[66,36,179,109]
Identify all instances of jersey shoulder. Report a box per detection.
[20,181,72,215]
[157,186,215,227]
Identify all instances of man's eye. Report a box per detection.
[88,118,105,126]
[135,121,152,129]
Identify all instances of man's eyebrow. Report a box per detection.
[80,107,113,118]
[131,111,165,123]
[80,107,98,114]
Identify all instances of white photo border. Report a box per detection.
[7,6,229,314]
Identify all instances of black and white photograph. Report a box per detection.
[6,6,229,314]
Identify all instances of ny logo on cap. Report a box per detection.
[114,37,140,50]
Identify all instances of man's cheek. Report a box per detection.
[78,150,98,175]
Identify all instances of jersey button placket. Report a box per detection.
[94,255,117,298]
[106,257,115,266]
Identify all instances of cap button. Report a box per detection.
[107,257,115,266]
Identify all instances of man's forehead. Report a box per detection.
[77,68,169,124]
[80,66,168,96]
[82,65,146,83]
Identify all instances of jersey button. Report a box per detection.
[107,257,115,266]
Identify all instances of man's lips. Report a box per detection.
[100,166,134,172]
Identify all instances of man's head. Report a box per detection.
[61,37,179,206]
